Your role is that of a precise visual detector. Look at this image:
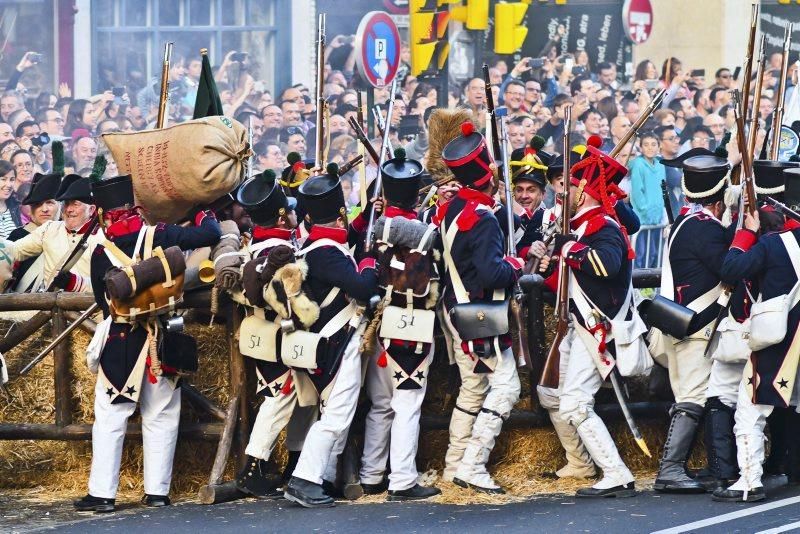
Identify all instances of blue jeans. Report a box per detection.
[634,228,661,269]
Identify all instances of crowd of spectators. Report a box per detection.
[1,30,798,267]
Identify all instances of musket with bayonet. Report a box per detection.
[770,23,793,160]
[315,14,326,170]
[483,63,502,163]
[705,89,757,355]
[156,42,173,129]
[497,107,531,368]
[364,77,399,252]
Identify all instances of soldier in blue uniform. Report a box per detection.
[358,149,442,501]
[653,155,734,493]
[437,121,523,494]
[231,170,320,498]
[544,135,647,498]
[283,171,379,508]
[74,174,221,513]
[713,165,800,503]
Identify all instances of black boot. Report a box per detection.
[282,450,301,483]
[236,455,283,498]
[654,403,706,493]
[786,410,800,484]
[764,408,790,476]
[73,494,115,513]
[284,476,335,508]
[387,484,442,502]
[697,397,738,491]
[142,494,171,507]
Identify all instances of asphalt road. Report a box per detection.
[10,477,800,534]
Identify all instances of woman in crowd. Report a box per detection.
[0,161,21,239]
[64,99,97,137]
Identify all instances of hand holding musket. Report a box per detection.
[539,105,572,388]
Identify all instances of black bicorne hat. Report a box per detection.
[381,148,423,209]
[298,168,346,224]
[660,147,716,168]
[237,170,297,226]
[280,152,315,194]
[681,155,729,204]
[22,172,61,205]
[441,122,493,189]
[56,174,93,204]
[753,160,800,198]
[509,140,548,190]
[91,174,135,212]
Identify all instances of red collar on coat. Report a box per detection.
[384,206,417,220]
[252,226,293,241]
[307,225,348,244]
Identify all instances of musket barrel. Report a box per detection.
[747,36,767,164]
[156,42,173,129]
[314,14,327,169]
[610,88,665,158]
[770,23,793,160]
[740,3,759,120]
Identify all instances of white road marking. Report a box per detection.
[650,496,800,534]
[755,520,800,534]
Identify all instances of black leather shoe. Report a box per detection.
[653,477,707,493]
[321,479,346,500]
[142,494,171,507]
[452,477,505,494]
[695,475,735,492]
[284,477,335,508]
[236,456,283,499]
[576,482,636,498]
[712,486,766,502]
[387,484,442,502]
[74,494,115,513]
[361,479,389,495]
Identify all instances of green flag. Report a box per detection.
[192,51,223,119]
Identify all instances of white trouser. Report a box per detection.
[245,389,297,460]
[706,360,747,408]
[292,326,363,485]
[442,312,520,480]
[729,376,774,491]
[668,338,713,405]
[88,374,181,499]
[537,344,596,478]
[360,345,430,491]
[559,326,634,487]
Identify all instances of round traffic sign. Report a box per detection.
[622,0,654,44]
[354,11,401,88]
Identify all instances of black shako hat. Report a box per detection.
[381,148,423,209]
[22,172,61,205]
[681,155,730,204]
[237,169,297,226]
[783,167,800,210]
[660,147,716,168]
[91,174,135,211]
[56,174,93,204]
[298,168,346,224]
[753,159,800,199]
[441,122,493,189]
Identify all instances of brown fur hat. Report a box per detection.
[427,107,474,184]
